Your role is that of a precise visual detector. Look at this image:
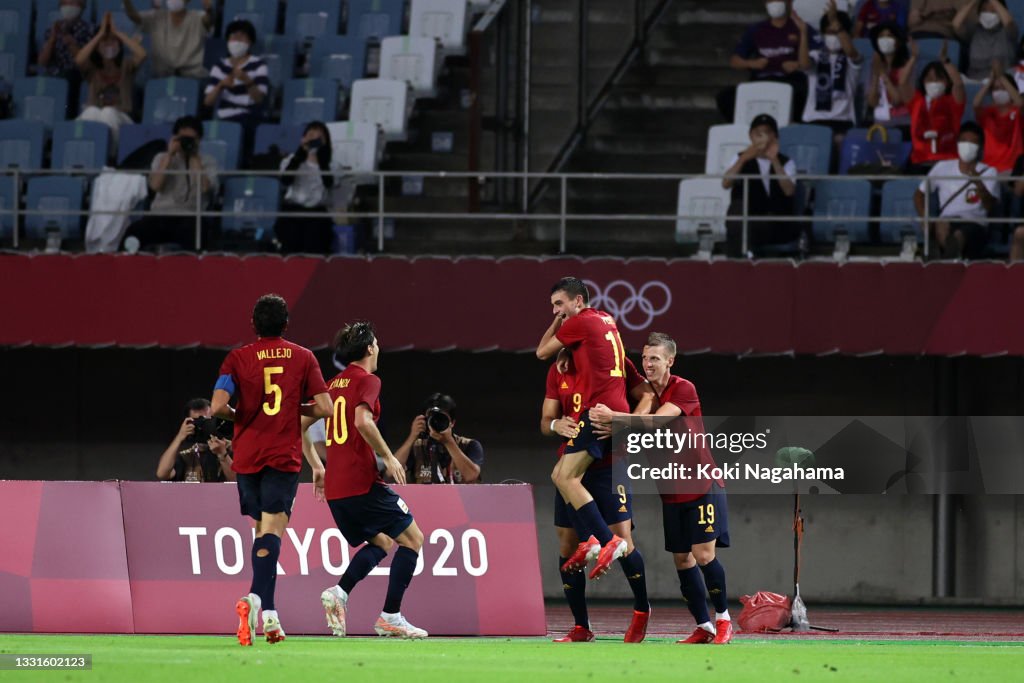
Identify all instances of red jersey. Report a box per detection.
[977,105,1023,173]
[555,308,630,414]
[218,337,327,474]
[910,93,963,165]
[324,364,383,500]
[657,375,724,504]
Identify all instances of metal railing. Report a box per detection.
[2,167,1020,258]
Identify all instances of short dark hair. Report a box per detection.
[225,19,256,44]
[959,120,986,154]
[252,294,289,337]
[645,332,677,357]
[184,397,210,414]
[820,10,852,34]
[173,115,204,138]
[333,321,376,364]
[551,277,589,304]
[423,392,457,420]
[917,60,951,95]
[749,113,779,135]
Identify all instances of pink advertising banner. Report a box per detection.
[117,482,545,636]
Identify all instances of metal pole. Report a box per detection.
[377,173,385,252]
[496,7,509,205]
[559,175,567,253]
[931,356,957,598]
[741,175,749,257]
[521,0,532,213]
[932,493,956,597]
[12,169,19,249]
[923,176,930,260]
[194,164,202,251]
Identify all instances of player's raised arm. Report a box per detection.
[354,403,406,485]
[537,314,565,359]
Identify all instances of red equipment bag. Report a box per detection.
[738,591,792,632]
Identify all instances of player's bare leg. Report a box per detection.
[554,451,626,579]
[610,520,650,643]
[675,543,731,644]
[375,522,428,639]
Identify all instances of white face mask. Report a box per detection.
[925,81,947,99]
[766,1,787,19]
[100,45,120,60]
[166,0,186,12]
[59,5,82,20]
[993,89,1012,105]
[979,12,1000,30]
[227,41,250,58]
[958,141,980,163]
[877,37,896,55]
[824,35,843,53]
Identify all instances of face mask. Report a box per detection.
[979,12,1000,30]
[993,89,1012,105]
[824,35,842,53]
[59,5,82,20]
[166,0,186,12]
[100,45,120,60]
[227,41,249,58]
[766,2,787,19]
[877,37,896,55]
[925,81,947,99]
[958,141,980,163]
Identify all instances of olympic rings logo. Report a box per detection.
[583,280,672,332]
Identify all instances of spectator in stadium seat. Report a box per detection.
[909,0,960,39]
[203,19,268,140]
[38,0,95,104]
[867,22,916,126]
[855,0,909,37]
[908,56,965,169]
[1012,34,1024,91]
[124,0,212,78]
[800,4,862,139]
[121,115,218,252]
[1010,157,1024,259]
[954,0,1018,81]
[156,398,235,482]
[914,121,998,259]
[973,66,1023,173]
[717,0,810,123]
[76,12,147,154]
[721,113,799,258]
[274,121,341,254]
[394,393,484,484]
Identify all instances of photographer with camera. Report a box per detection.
[122,115,218,252]
[156,398,235,483]
[394,393,483,484]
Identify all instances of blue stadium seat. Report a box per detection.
[879,178,922,244]
[12,77,69,132]
[281,78,338,127]
[309,35,367,89]
[24,175,86,240]
[913,38,959,74]
[962,81,983,124]
[221,0,279,38]
[34,0,62,48]
[0,119,44,169]
[0,0,30,37]
[221,176,280,238]
[117,123,173,165]
[253,122,304,155]
[0,174,16,240]
[142,77,201,125]
[346,0,404,42]
[779,124,833,176]
[203,36,227,70]
[52,120,110,170]
[838,128,910,174]
[257,34,296,101]
[201,119,243,171]
[1009,0,1024,31]
[0,31,28,85]
[285,0,341,44]
[812,178,873,244]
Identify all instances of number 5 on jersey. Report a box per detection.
[262,366,284,415]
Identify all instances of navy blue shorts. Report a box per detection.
[553,464,633,528]
[563,413,612,461]
[662,483,730,553]
[328,483,415,547]
[236,467,300,521]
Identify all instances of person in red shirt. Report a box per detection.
[210,293,332,646]
[317,321,428,640]
[590,333,733,646]
[973,67,1023,173]
[909,56,966,168]
[541,348,654,643]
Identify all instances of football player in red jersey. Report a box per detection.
[317,321,428,640]
[210,294,332,646]
[591,332,733,645]
[537,276,653,641]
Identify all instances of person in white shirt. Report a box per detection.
[800,3,863,138]
[274,121,342,254]
[914,121,998,259]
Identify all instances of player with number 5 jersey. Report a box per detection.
[211,294,332,647]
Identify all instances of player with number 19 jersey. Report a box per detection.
[555,308,630,415]
[218,337,327,474]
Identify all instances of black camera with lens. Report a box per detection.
[420,407,451,438]
[179,136,198,155]
[190,415,230,441]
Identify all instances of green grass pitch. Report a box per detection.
[1,635,1020,682]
